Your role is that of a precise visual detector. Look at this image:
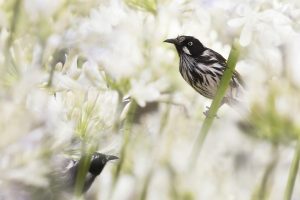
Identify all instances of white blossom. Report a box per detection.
[1,0,300,199]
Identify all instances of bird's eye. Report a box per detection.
[188,42,193,46]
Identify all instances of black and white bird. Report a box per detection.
[164,35,244,114]
[62,152,118,194]
[0,153,118,200]
[47,152,118,199]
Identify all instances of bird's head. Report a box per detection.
[164,35,205,57]
[89,153,118,176]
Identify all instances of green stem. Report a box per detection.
[115,101,136,175]
[138,97,174,200]
[159,97,172,134]
[47,63,56,87]
[74,144,96,197]
[139,169,153,200]
[74,153,91,196]
[5,0,22,76]
[283,139,300,200]
[251,144,278,200]
[110,101,137,195]
[6,0,22,51]
[190,41,241,167]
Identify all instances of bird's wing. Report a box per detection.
[197,48,227,68]
[208,49,227,66]
[203,48,245,89]
[233,71,245,89]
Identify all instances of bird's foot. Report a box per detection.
[203,106,219,119]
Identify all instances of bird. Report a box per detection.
[53,152,119,196]
[0,152,119,200]
[164,35,245,115]
[64,152,118,194]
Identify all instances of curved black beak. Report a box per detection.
[105,155,119,161]
[164,38,178,45]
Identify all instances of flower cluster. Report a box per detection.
[0,0,300,199]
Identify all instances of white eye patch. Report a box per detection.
[178,36,186,43]
[182,46,191,55]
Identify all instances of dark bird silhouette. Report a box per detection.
[0,152,118,200]
[61,152,118,194]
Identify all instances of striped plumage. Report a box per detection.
[165,35,244,107]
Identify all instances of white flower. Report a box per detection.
[53,73,83,92]
[81,60,107,89]
[228,4,292,46]
[129,80,160,107]
[111,175,136,200]
[284,34,300,86]
[70,1,144,80]
[96,90,119,127]
[24,0,62,21]
[2,0,300,199]
[3,160,49,187]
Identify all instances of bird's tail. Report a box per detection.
[223,97,249,116]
